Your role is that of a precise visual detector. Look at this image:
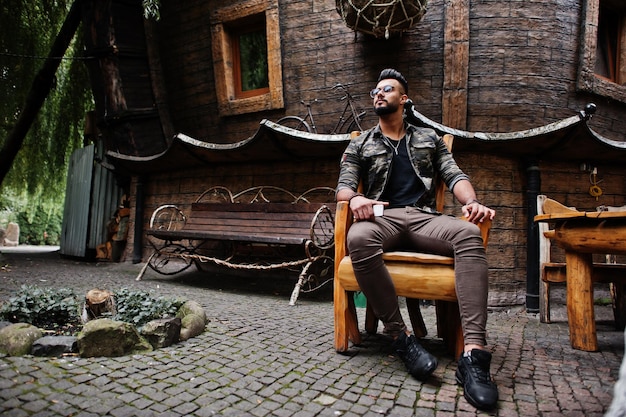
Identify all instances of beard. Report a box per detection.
[374,101,399,116]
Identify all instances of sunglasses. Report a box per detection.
[370,85,395,98]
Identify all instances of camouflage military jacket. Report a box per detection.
[336,123,470,213]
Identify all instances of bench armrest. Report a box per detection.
[149,205,187,232]
[310,205,336,250]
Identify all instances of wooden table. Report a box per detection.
[535,200,626,351]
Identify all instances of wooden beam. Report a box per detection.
[442,0,469,130]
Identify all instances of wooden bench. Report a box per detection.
[137,186,336,305]
[333,135,492,358]
[537,195,626,329]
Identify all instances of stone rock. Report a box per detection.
[0,321,12,330]
[3,222,19,247]
[77,318,152,357]
[31,336,78,357]
[180,314,206,341]
[176,300,208,324]
[0,323,44,356]
[141,317,181,348]
[176,300,208,341]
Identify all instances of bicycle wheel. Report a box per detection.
[277,116,312,133]
[345,111,378,133]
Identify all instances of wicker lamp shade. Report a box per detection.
[336,0,428,39]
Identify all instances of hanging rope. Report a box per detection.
[336,0,428,39]
[159,251,328,271]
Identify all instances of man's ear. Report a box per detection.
[400,94,408,104]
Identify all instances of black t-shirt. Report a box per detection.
[380,136,425,208]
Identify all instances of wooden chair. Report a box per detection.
[333,134,492,358]
[538,195,626,329]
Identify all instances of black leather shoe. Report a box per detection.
[392,333,438,381]
[455,349,499,410]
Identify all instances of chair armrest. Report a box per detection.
[334,201,353,275]
[460,215,492,247]
[476,217,492,248]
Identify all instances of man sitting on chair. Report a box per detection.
[335,68,498,411]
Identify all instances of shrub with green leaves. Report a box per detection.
[0,285,81,330]
[112,288,185,329]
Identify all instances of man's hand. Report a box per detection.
[350,195,389,221]
[462,201,495,224]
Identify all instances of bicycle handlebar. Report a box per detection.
[300,99,319,106]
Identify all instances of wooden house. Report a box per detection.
[79,0,626,308]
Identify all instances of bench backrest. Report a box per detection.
[186,202,334,242]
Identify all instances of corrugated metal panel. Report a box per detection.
[88,142,122,251]
[60,143,122,258]
[60,145,94,257]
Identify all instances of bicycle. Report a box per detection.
[277,83,375,134]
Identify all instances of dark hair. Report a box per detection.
[377,68,408,95]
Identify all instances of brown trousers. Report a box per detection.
[346,207,489,347]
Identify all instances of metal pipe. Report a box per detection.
[133,176,145,264]
[526,160,540,313]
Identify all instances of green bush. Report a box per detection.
[16,207,62,245]
[0,198,62,246]
[0,285,81,332]
[113,288,185,329]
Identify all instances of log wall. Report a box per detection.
[120,0,626,306]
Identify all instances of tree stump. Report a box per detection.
[82,289,116,322]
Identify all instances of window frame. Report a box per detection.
[210,0,283,116]
[578,0,626,103]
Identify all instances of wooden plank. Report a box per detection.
[188,213,315,225]
[148,229,306,245]
[442,0,469,130]
[187,217,311,230]
[552,224,626,254]
[185,216,312,232]
[191,202,331,213]
[543,262,626,284]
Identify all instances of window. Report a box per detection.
[578,0,626,102]
[211,0,283,116]
[232,22,269,98]
[595,3,626,84]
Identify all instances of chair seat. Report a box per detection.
[337,252,457,302]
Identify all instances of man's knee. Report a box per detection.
[347,223,378,251]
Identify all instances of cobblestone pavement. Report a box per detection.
[0,249,623,416]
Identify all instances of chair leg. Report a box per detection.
[611,282,626,331]
[406,298,428,338]
[540,278,552,323]
[435,300,464,357]
[334,284,361,352]
[364,302,378,334]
